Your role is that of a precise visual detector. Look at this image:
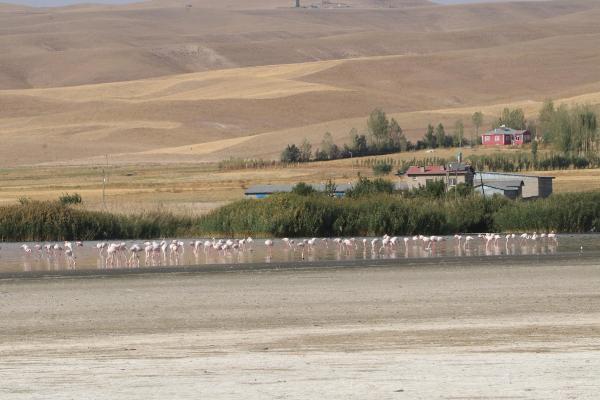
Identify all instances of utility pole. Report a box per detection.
[102,154,108,210]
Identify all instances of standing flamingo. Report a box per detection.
[265,239,274,258]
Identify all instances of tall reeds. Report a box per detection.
[1,193,599,241]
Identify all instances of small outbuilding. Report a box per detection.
[474,179,524,200]
[474,172,554,199]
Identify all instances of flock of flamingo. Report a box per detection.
[4,231,562,271]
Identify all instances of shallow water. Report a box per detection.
[0,234,598,274]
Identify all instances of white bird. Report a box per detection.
[264,239,274,257]
[64,248,76,268]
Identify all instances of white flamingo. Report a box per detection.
[264,239,274,257]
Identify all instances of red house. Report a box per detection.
[481,125,531,146]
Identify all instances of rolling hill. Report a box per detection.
[1,0,600,166]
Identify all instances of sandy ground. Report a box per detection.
[1,259,600,399]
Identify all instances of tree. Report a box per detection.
[453,120,464,147]
[398,135,409,152]
[388,118,403,149]
[299,138,312,162]
[314,148,328,161]
[495,107,526,130]
[435,123,446,148]
[321,132,334,158]
[471,111,484,145]
[526,120,537,142]
[540,103,599,155]
[367,108,390,145]
[281,144,301,163]
[424,124,435,148]
[350,133,368,156]
[328,144,340,160]
[538,99,555,142]
[531,139,538,162]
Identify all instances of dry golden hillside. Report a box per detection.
[1,0,600,166]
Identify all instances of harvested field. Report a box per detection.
[2,1,600,165]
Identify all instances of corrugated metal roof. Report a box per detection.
[474,179,523,191]
[483,127,529,136]
[405,164,472,176]
[475,172,555,180]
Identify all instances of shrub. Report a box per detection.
[59,193,82,205]
[291,182,317,196]
[346,177,394,198]
[372,162,393,176]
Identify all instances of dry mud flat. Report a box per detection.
[1,259,600,399]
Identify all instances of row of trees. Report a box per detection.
[538,101,599,155]
[281,109,412,163]
[280,108,491,163]
[281,102,600,164]
[421,120,470,149]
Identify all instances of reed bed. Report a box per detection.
[2,192,600,241]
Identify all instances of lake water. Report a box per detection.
[0,234,598,275]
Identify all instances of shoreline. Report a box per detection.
[0,250,596,281]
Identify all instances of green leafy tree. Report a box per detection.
[540,103,599,155]
[388,118,402,147]
[314,149,328,161]
[538,99,555,142]
[435,123,446,148]
[424,124,435,148]
[351,134,368,156]
[367,108,390,145]
[531,140,538,162]
[398,135,409,152]
[321,132,334,158]
[281,144,301,163]
[453,120,464,147]
[471,111,484,144]
[495,107,526,130]
[299,138,312,162]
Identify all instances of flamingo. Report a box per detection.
[264,239,274,257]
[464,236,474,250]
[65,248,76,269]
